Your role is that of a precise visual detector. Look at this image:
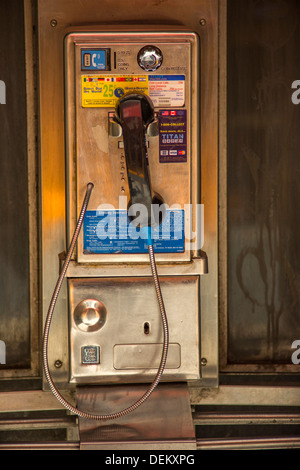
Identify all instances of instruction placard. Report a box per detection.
[83,209,185,254]
[81,74,185,108]
[81,75,148,107]
[149,75,185,107]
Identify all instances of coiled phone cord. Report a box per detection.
[42,182,169,421]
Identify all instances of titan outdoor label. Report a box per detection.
[158,109,187,163]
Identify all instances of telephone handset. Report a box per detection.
[115,93,162,228]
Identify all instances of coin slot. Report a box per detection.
[144,322,150,335]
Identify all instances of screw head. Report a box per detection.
[50,19,57,27]
[54,359,63,368]
[201,357,207,366]
[199,18,207,26]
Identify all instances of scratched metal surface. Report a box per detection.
[0,1,30,369]
[225,0,300,369]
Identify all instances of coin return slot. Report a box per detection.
[144,322,150,335]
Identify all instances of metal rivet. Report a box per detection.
[201,357,207,366]
[50,19,57,27]
[199,18,206,26]
[54,359,63,368]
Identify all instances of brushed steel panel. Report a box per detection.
[113,343,181,369]
[68,276,200,383]
[77,382,196,449]
[64,31,199,264]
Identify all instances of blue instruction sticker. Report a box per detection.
[81,49,109,70]
[83,209,185,254]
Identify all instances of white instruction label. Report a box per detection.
[149,75,185,107]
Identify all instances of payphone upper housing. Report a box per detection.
[65,30,200,264]
[64,30,206,385]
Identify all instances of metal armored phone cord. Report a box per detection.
[42,182,169,421]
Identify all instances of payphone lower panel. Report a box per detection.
[69,275,201,384]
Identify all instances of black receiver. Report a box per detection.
[115,93,163,228]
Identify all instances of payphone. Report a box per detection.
[43,29,207,421]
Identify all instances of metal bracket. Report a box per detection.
[77,382,196,450]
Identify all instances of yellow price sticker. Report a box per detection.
[81,75,149,107]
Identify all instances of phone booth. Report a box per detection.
[38,8,218,448]
[1,0,300,452]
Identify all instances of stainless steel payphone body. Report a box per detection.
[60,30,207,387]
